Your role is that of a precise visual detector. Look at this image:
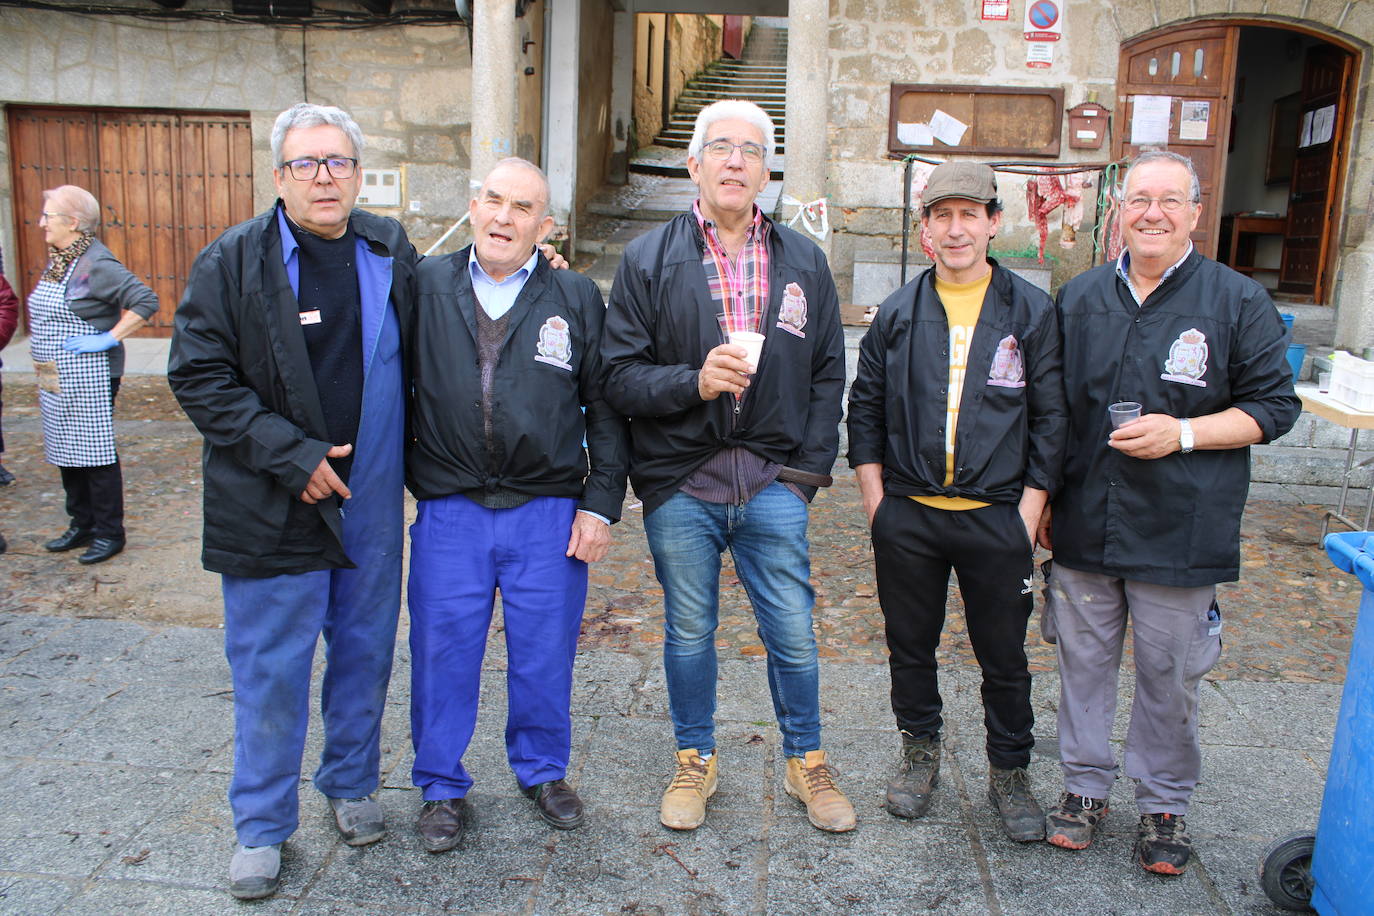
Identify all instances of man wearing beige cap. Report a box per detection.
[847,160,1067,841]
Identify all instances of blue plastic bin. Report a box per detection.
[1312,532,1374,914]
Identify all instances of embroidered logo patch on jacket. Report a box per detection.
[776,282,808,338]
[535,315,573,370]
[1161,327,1208,387]
[987,334,1026,388]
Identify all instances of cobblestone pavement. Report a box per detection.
[0,375,1360,681]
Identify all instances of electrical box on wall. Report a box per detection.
[1066,102,1110,150]
[357,168,403,208]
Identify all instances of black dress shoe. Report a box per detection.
[45,526,94,552]
[78,536,126,565]
[417,797,469,853]
[522,778,585,830]
[0,463,14,486]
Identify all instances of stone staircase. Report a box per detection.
[635,19,788,177]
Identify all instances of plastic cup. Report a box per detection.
[1319,371,1332,393]
[728,330,765,374]
[1108,401,1142,429]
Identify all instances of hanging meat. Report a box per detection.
[1025,172,1066,262]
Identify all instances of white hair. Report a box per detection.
[1123,150,1201,204]
[270,102,364,165]
[482,157,552,219]
[43,185,100,233]
[687,99,776,169]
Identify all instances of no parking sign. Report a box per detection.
[1024,0,1063,40]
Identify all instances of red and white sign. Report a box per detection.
[1026,42,1055,68]
[981,0,1010,20]
[1023,0,1063,40]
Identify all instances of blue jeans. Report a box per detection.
[643,482,821,757]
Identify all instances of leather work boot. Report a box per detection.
[659,749,717,830]
[522,778,585,830]
[885,733,940,819]
[228,843,281,900]
[329,796,385,846]
[988,766,1046,842]
[417,797,470,853]
[784,749,857,833]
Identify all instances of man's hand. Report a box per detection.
[1035,504,1053,550]
[566,512,612,563]
[301,444,353,504]
[63,331,119,353]
[1108,414,1183,460]
[854,463,885,526]
[539,243,568,270]
[697,344,752,401]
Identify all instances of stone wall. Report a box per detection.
[824,0,1119,303]
[0,6,474,270]
[823,0,1373,352]
[631,13,723,150]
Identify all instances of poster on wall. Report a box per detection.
[1023,0,1063,40]
[1178,100,1210,140]
[1027,43,1055,68]
[1130,95,1172,145]
[981,0,1010,20]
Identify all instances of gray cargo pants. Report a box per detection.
[1046,562,1222,814]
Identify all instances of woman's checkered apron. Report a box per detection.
[26,268,116,467]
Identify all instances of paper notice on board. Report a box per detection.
[1178,100,1210,140]
[1026,42,1055,68]
[1130,95,1172,145]
[930,109,969,146]
[1311,103,1336,145]
[896,122,935,146]
[1299,109,1314,147]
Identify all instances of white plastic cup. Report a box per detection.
[1108,401,1142,429]
[728,330,766,374]
[1319,371,1332,393]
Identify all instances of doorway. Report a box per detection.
[1114,23,1356,304]
[6,105,254,337]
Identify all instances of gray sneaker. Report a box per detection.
[228,843,281,900]
[988,766,1046,842]
[885,733,940,819]
[330,795,385,846]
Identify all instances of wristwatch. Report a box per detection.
[1178,418,1195,454]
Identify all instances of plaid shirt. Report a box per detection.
[694,201,770,339]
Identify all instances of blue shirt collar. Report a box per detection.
[468,246,540,285]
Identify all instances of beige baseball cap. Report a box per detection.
[922,161,998,206]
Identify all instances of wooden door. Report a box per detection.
[7,106,254,337]
[1279,45,1353,300]
[1115,26,1238,258]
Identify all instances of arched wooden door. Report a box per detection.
[1115,25,1238,259]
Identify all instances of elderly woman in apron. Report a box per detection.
[28,185,158,565]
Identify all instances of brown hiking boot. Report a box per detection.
[1046,792,1109,850]
[885,733,940,819]
[785,749,857,833]
[659,749,717,830]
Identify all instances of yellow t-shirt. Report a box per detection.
[913,273,992,511]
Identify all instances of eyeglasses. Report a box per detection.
[1122,195,1194,213]
[280,157,358,181]
[702,139,766,163]
[39,211,70,224]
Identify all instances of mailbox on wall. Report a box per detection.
[1066,101,1111,150]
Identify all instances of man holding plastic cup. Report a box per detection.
[1041,150,1300,875]
[847,160,1067,843]
[602,99,851,835]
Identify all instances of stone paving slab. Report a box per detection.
[0,610,1338,914]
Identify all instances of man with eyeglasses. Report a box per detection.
[169,102,416,899]
[602,99,853,834]
[1039,149,1298,874]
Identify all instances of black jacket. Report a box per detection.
[168,206,416,577]
[65,238,161,378]
[847,260,1067,503]
[602,212,845,514]
[406,248,629,520]
[1052,251,1300,586]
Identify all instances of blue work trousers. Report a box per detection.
[222,549,402,846]
[642,482,821,758]
[408,494,587,799]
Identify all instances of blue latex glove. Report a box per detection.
[63,332,119,354]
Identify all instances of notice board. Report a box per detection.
[887,83,1064,157]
